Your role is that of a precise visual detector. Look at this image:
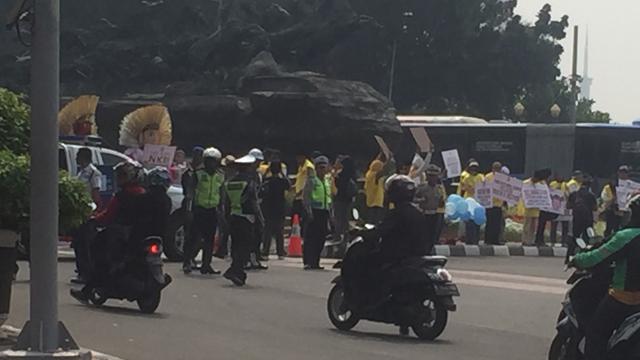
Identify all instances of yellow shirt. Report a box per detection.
[484,172,504,208]
[566,178,581,194]
[294,160,315,199]
[456,170,470,195]
[519,178,544,218]
[460,173,484,198]
[365,160,386,208]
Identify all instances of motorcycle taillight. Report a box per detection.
[148,243,161,255]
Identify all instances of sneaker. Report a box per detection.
[182,263,192,275]
[70,288,90,304]
[70,276,86,285]
[223,270,245,286]
[200,266,221,275]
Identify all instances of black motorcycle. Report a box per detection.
[549,238,640,360]
[327,230,460,340]
[81,231,172,314]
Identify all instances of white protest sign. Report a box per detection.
[492,172,523,206]
[409,128,433,153]
[522,182,552,209]
[374,135,393,160]
[616,180,640,210]
[542,189,568,215]
[142,144,176,168]
[441,149,462,178]
[474,181,493,208]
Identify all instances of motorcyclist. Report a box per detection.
[571,193,640,360]
[145,167,172,238]
[70,161,148,303]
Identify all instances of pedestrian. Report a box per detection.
[484,162,505,245]
[247,148,269,268]
[364,153,390,224]
[409,150,433,185]
[181,146,204,271]
[214,155,237,259]
[459,161,484,244]
[549,174,569,245]
[567,175,598,261]
[415,164,447,247]
[303,156,333,270]
[71,147,103,284]
[183,147,224,275]
[601,165,631,237]
[457,158,477,196]
[222,154,264,286]
[333,155,358,245]
[534,169,554,246]
[169,149,188,185]
[521,169,550,246]
[260,160,291,260]
[292,152,315,234]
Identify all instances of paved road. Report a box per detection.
[6,257,567,360]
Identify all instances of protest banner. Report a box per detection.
[522,182,552,209]
[615,180,640,210]
[492,172,523,206]
[441,149,462,178]
[542,189,568,215]
[409,128,433,153]
[142,144,176,168]
[374,135,393,160]
[474,181,493,208]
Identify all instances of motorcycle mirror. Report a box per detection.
[352,208,360,221]
[576,238,587,250]
[90,202,97,211]
[586,227,595,239]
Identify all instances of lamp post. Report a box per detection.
[550,104,562,121]
[514,102,525,123]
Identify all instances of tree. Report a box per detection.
[0,88,30,154]
[576,98,611,123]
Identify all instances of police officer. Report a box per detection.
[184,147,224,275]
[222,154,264,286]
[302,156,333,270]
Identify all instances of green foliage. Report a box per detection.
[576,98,611,124]
[0,150,92,232]
[0,88,30,154]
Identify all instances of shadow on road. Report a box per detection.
[329,328,454,345]
[71,303,168,319]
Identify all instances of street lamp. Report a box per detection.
[514,102,525,121]
[550,104,562,120]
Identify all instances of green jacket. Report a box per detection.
[194,169,224,209]
[574,227,640,292]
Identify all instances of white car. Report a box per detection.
[58,140,186,261]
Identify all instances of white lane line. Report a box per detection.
[455,277,566,295]
[450,270,567,286]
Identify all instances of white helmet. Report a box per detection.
[249,148,264,161]
[203,147,222,160]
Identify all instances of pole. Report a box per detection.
[569,25,579,124]
[29,0,60,352]
[388,39,397,101]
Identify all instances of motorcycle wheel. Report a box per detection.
[89,289,107,306]
[137,291,161,314]
[327,283,359,331]
[548,334,572,360]
[412,298,448,341]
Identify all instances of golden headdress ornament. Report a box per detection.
[119,104,172,147]
[58,95,100,136]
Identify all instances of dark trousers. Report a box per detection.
[303,209,330,267]
[550,220,569,245]
[71,221,97,278]
[585,295,640,360]
[485,207,503,245]
[252,218,264,258]
[262,215,286,257]
[216,217,231,258]
[465,221,480,245]
[292,199,307,236]
[605,211,624,237]
[566,217,593,262]
[536,211,558,245]
[229,216,253,276]
[0,246,17,315]
[425,213,443,249]
[191,206,218,269]
[333,200,353,243]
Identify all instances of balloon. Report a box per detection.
[460,211,471,221]
[455,199,468,214]
[473,206,487,226]
[445,202,456,216]
[466,197,480,213]
[448,194,464,204]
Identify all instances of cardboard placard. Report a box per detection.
[492,172,523,206]
[142,144,176,168]
[441,149,462,178]
[542,189,568,215]
[474,181,493,208]
[374,135,393,160]
[522,182,552,209]
[410,127,433,153]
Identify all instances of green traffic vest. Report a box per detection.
[310,176,332,210]
[195,169,224,209]
[225,180,249,216]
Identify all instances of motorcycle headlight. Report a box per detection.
[437,269,453,282]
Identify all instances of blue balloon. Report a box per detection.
[445,202,456,216]
[460,211,471,221]
[448,194,464,204]
[456,199,468,214]
[473,206,486,225]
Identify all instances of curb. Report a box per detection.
[433,245,567,257]
[0,326,124,360]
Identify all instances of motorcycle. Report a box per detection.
[80,229,172,314]
[548,234,640,360]
[326,222,460,340]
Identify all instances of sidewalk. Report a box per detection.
[1,325,123,359]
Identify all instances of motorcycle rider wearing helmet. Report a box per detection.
[146,167,172,238]
[571,193,640,360]
[183,147,225,275]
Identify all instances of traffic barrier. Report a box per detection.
[287,214,303,257]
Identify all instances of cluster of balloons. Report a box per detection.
[445,194,487,225]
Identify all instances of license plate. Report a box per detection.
[435,283,460,296]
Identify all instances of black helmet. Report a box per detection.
[114,161,144,185]
[385,175,416,204]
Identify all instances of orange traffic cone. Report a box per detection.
[288,214,303,258]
